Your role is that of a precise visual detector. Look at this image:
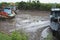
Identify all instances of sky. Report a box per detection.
[0,0,60,3]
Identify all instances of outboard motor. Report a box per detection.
[50,8,60,39]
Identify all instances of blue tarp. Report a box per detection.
[4,9,12,14]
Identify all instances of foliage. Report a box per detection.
[0,31,28,40]
[40,3,52,11]
[0,2,10,6]
[18,1,27,10]
[17,1,41,10]
[0,33,11,40]
[17,1,60,11]
[0,2,60,11]
[11,31,28,40]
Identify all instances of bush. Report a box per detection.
[18,1,27,10]
[0,2,10,6]
[11,31,28,40]
[17,1,41,10]
[0,31,28,40]
[17,1,60,11]
[0,2,60,11]
[40,3,52,11]
[0,33,11,40]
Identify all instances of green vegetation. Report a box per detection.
[0,2,10,6]
[0,31,28,40]
[44,33,53,40]
[17,1,60,11]
[11,31,28,40]
[0,1,60,11]
[0,33,11,40]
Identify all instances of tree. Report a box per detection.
[29,0,31,2]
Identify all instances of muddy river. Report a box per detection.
[0,10,54,40]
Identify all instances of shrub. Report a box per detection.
[0,2,60,11]
[0,33,11,40]
[11,31,28,40]
[18,1,27,10]
[17,1,60,11]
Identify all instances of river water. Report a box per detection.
[0,10,52,40]
[15,14,50,40]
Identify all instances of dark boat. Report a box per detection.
[50,8,60,39]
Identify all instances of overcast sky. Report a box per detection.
[0,0,60,3]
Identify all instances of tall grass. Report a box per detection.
[0,31,28,40]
